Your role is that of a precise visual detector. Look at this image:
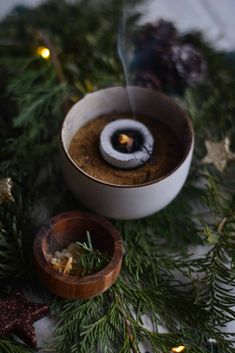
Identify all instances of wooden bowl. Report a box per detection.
[33,211,123,299]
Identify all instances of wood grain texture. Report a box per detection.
[33,211,123,299]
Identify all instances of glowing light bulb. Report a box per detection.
[171,346,185,353]
[37,46,50,60]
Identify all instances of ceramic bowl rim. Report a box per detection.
[61,86,194,189]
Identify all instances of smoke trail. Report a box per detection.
[117,7,136,118]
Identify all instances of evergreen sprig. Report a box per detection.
[192,182,235,326]
[0,0,235,352]
[0,186,32,280]
[76,231,110,276]
[0,339,33,353]
[47,182,235,353]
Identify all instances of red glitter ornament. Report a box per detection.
[0,292,49,348]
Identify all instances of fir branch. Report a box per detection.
[0,338,33,353]
[1,59,70,186]
[47,182,235,353]
[76,231,110,276]
[192,191,235,326]
[0,187,32,280]
[1,1,235,352]
[115,192,201,254]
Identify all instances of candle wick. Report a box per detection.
[142,144,152,158]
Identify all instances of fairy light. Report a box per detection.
[36,46,51,60]
[171,346,186,353]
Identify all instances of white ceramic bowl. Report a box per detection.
[61,86,194,220]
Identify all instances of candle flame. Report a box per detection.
[37,46,51,60]
[171,346,185,353]
[119,134,129,144]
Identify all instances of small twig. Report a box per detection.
[115,293,140,353]
[35,30,70,114]
[217,217,228,233]
[192,210,213,217]
[125,317,138,353]
[217,202,235,233]
[36,30,66,84]
[86,231,93,251]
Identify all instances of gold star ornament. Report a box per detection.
[202,138,235,172]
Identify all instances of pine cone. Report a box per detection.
[134,20,178,51]
[171,44,206,86]
[131,19,206,93]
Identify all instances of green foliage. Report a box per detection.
[193,182,235,326]
[0,0,235,352]
[1,59,69,182]
[78,249,110,277]
[46,181,235,353]
[47,282,201,353]
[0,339,33,353]
[0,186,33,279]
[47,184,235,353]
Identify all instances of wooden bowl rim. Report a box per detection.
[34,211,123,285]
